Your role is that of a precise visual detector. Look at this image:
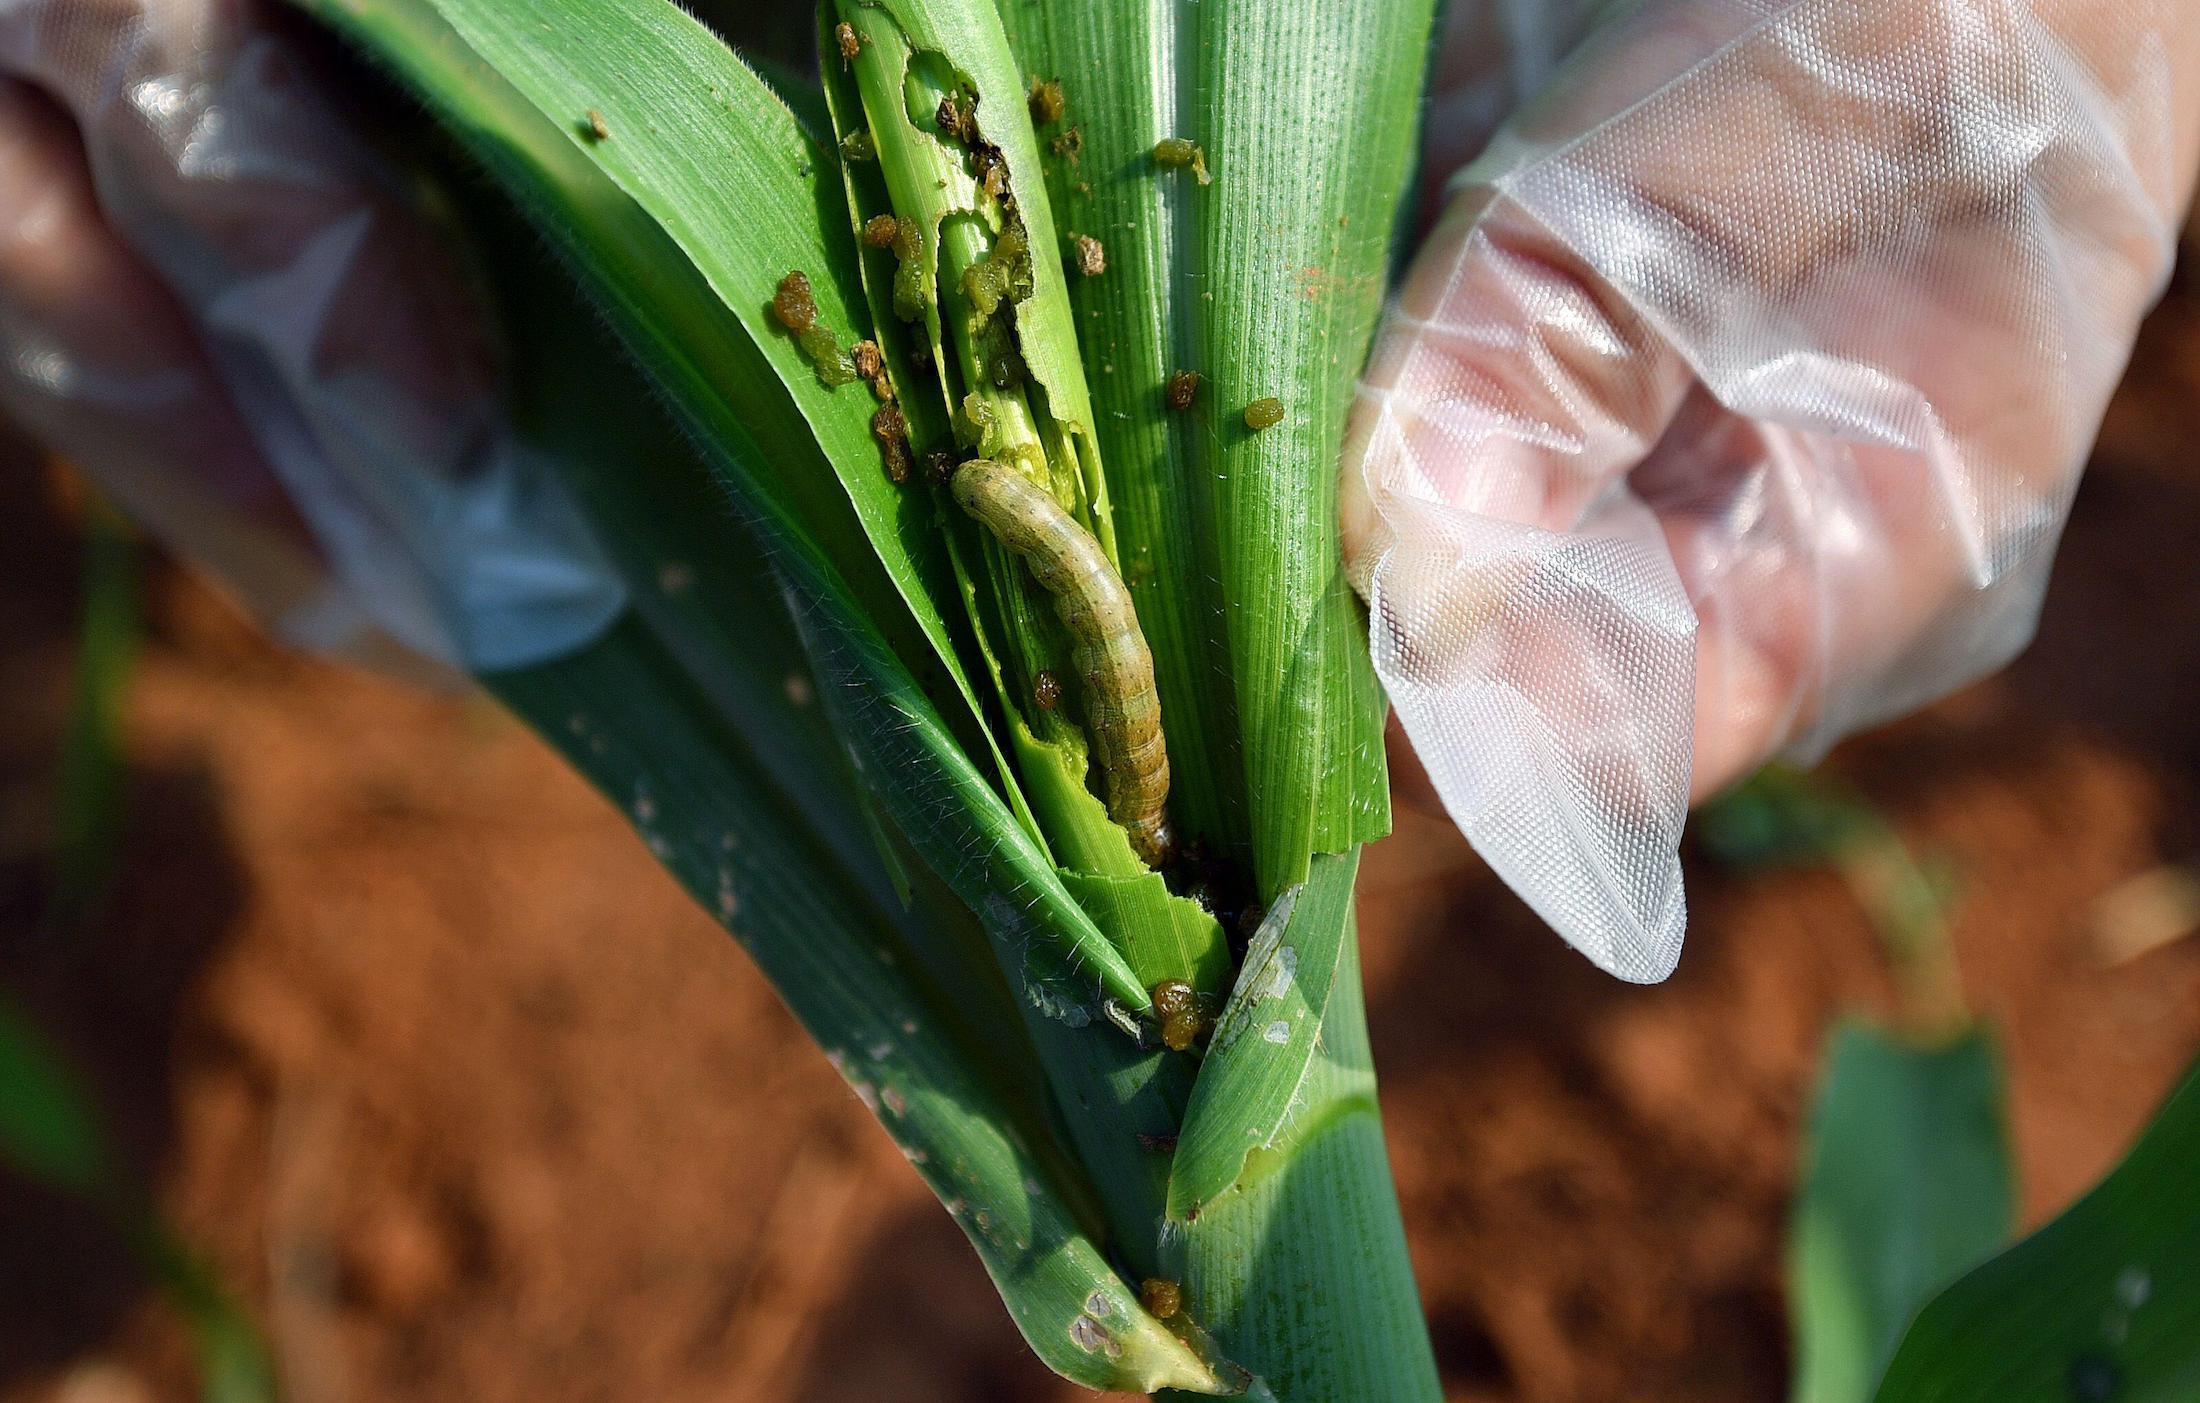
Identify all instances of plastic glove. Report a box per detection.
[1344,0,2200,981]
[0,0,623,671]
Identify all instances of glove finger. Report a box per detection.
[1,0,624,669]
[1343,194,1701,982]
[0,73,412,657]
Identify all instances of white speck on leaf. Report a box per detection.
[2117,1265,2151,1309]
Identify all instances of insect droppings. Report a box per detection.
[834,21,861,65]
[851,339,884,382]
[1243,397,1285,430]
[1152,137,1211,185]
[838,130,876,163]
[922,449,957,488]
[771,271,858,387]
[854,339,892,402]
[956,395,998,452]
[1150,978,1204,1051]
[885,217,929,322]
[962,225,1033,322]
[935,91,977,144]
[1070,234,1106,278]
[771,270,818,331]
[1028,77,1066,126]
[1164,370,1201,411]
[1049,126,1084,165]
[973,147,1010,200]
[1033,670,1063,711]
[871,403,913,483]
[1139,1278,1182,1320]
[951,461,1173,866]
[582,109,609,142]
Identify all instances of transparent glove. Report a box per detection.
[1344,0,2200,981]
[0,0,624,671]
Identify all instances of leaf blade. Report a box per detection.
[1788,1022,2013,1403]
[1875,1052,2200,1402]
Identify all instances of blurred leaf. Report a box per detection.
[0,993,274,1402]
[49,500,137,925]
[1698,765,1878,870]
[1876,1051,2200,1402]
[0,991,108,1196]
[1700,766,1968,1039]
[1789,1021,2013,1403]
[141,1230,279,1403]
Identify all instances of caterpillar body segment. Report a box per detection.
[950,460,1172,867]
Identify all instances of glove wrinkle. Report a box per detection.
[0,0,626,670]
[1348,0,2200,979]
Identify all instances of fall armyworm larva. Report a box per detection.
[950,460,1172,866]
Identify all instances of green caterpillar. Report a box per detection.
[950,460,1173,867]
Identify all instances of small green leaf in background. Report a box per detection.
[1787,1021,2013,1403]
[0,991,110,1197]
[1700,766,1969,1042]
[1875,1051,2200,1403]
[0,994,276,1402]
[49,499,138,927]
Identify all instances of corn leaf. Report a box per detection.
[1160,853,1441,1402]
[488,619,1233,1393]
[1875,1051,2200,1402]
[0,993,276,1403]
[423,122,1238,1389]
[1166,850,1357,1221]
[997,0,1428,892]
[811,0,1247,1267]
[293,0,1152,1014]
[49,502,137,925]
[1787,1022,2013,1403]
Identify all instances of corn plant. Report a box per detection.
[283,0,1436,1394]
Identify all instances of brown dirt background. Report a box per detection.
[2,226,2196,1403]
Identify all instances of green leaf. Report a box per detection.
[1788,1022,2013,1403]
[1876,1051,2200,1402]
[0,991,109,1197]
[446,171,1235,1387]
[140,1229,279,1403]
[1162,856,1441,1403]
[996,0,1430,891]
[487,618,1235,1394]
[0,994,275,1403]
[49,502,138,925]
[293,0,1153,1014]
[1167,850,1357,1220]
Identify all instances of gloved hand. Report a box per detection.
[1345,0,2200,980]
[0,0,623,672]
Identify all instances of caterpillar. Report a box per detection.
[949,460,1173,867]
